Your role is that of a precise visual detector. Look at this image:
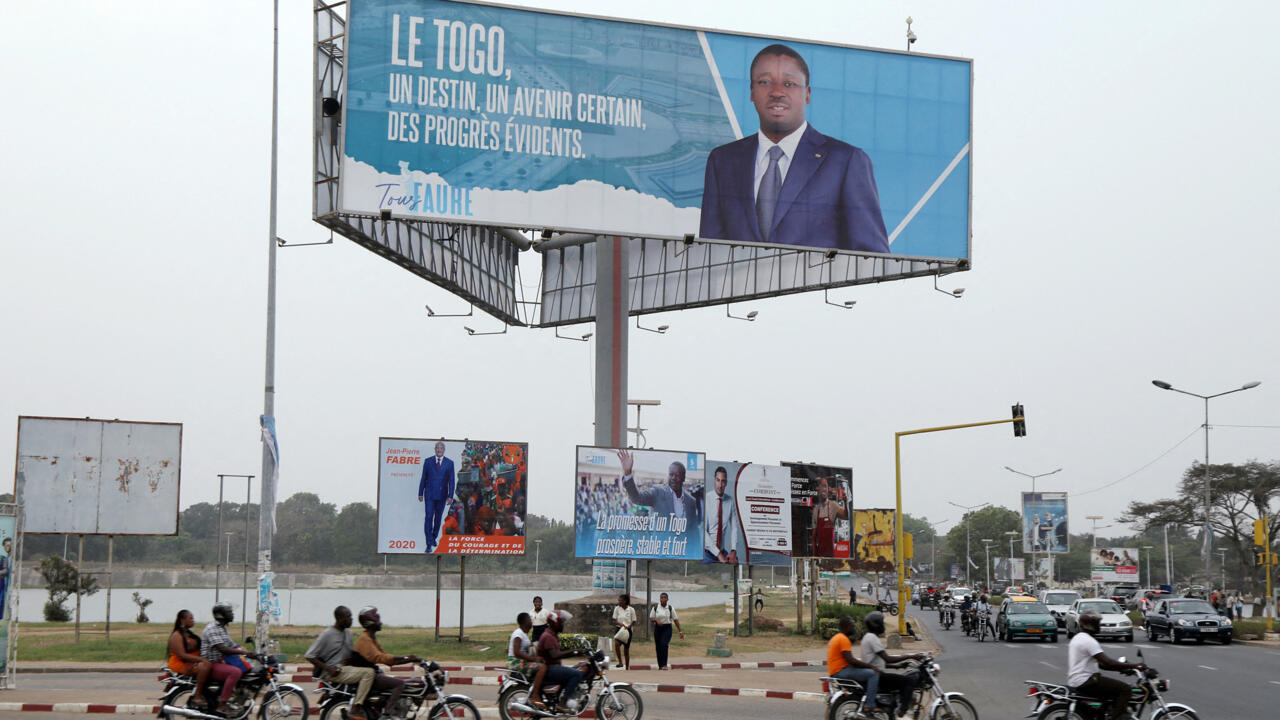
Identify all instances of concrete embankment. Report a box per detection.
[18,566,708,591]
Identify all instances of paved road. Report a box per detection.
[911,599,1279,718]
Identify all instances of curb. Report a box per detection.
[0,683,826,715]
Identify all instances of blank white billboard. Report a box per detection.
[15,417,182,535]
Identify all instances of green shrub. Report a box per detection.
[817,601,873,622]
[1231,618,1269,639]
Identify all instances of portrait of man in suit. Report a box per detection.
[702,466,742,564]
[698,43,890,254]
[616,449,700,523]
[418,441,456,553]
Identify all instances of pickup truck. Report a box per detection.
[1143,596,1232,644]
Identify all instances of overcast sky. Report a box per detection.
[3,1,1278,545]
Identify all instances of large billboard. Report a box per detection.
[340,0,971,259]
[850,509,896,573]
[378,437,527,554]
[575,446,705,560]
[1091,547,1140,583]
[704,461,790,566]
[1022,492,1069,554]
[14,417,182,535]
[782,462,851,559]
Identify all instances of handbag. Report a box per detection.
[613,627,631,643]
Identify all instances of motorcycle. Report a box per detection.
[158,652,307,720]
[1023,681,1069,719]
[313,659,479,720]
[960,608,975,636]
[938,602,955,631]
[875,596,900,616]
[498,635,642,720]
[1034,649,1198,720]
[975,609,991,642]
[823,655,977,720]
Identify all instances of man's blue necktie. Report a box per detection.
[756,145,784,241]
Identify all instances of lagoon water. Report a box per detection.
[17,587,730,629]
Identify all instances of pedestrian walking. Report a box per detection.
[611,594,636,670]
[849,586,856,604]
[649,592,683,670]
[530,596,551,642]
[1235,594,1244,621]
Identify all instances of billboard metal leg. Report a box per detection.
[795,558,802,633]
[242,478,250,641]
[645,560,652,641]
[747,565,754,637]
[75,535,83,643]
[732,564,739,637]
[458,555,466,642]
[434,555,441,642]
[593,235,629,450]
[105,536,113,642]
[810,559,818,635]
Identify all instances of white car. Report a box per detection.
[1039,589,1082,629]
[948,586,972,601]
[1064,598,1133,642]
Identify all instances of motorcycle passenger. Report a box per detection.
[532,610,588,713]
[1067,611,1147,720]
[826,615,886,718]
[860,611,926,717]
[167,610,212,710]
[200,601,252,715]
[351,606,420,720]
[306,606,377,720]
[508,612,548,696]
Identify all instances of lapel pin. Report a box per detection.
[815,153,822,158]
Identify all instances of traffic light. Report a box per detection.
[1255,517,1269,547]
[1012,404,1026,437]
[904,532,915,561]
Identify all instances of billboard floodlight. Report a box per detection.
[636,317,668,334]
[425,303,473,319]
[554,327,592,342]
[321,97,340,117]
[464,324,508,337]
[824,289,856,309]
[727,305,758,322]
[933,274,964,298]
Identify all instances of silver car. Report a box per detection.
[1038,589,1081,630]
[1064,598,1133,642]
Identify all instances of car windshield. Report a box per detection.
[1170,601,1215,614]
[1008,602,1050,614]
[1080,601,1122,614]
[1044,593,1079,605]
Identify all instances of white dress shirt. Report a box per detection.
[753,122,808,200]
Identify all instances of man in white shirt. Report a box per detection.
[859,611,926,717]
[1067,612,1146,720]
[702,466,742,564]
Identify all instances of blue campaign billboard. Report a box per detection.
[341,0,972,259]
[1022,492,1069,554]
[575,446,705,560]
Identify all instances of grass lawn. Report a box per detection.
[16,589,830,662]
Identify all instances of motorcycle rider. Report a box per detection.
[959,595,974,634]
[860,611,926,717]
[938,595,955,627]
[305,606,377,720]
[200,601,253,715]
[531,609,588,713]
[1068,611,1147,720]
[827,615,886,718]
[351,606,420,720]
[975,594,995,638]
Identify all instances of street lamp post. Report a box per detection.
[982,540,994,590]
[948,501,990,586]
[1152,379,1261,577]
[1215,548,1227,592]
[927,519,950,583]
[1005,530,1019,581]
[534,539,542,574]
[1087,516,1105,548]
[1004,466,1062,585]
[1141,545,1154,588]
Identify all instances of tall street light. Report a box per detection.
[1005,530,1019,581]
[535,539,542,574]
[948,501,990,586]
[1005,466,1062,583]
[982,539,995,590]
[1151,379,1262,577]
[927,518,950,582]
[1087,515,1106,548]
[1215,548,1227,592]
[1142,545,1154,588]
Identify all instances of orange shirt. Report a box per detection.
[826,632,853,675]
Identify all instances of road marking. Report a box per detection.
[1137,644,1158,650]
[1039,661,1059,670]
[1270,681,1280,686]
[1197,665,1217,671]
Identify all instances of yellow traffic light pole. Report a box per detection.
[894,413,1024,637]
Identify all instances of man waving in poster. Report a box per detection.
[702,466,742,564]
[617,449,700,524]
[418,441,455,553]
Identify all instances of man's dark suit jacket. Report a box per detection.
[698,125,890,253]
[418,456,456,502]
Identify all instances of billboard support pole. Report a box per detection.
[105,536,112,642]
[644,560,652,641]
[732,564,739,637]
[75,535,83,643]
[458,555,466,642]
[592,235,629,449]
[795,559,802,632]
[894,413,1024,637]
[747,565,755,636]
[810,559,818,634]
[434,556,441,642]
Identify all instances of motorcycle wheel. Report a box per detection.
[930,695,978,720]
[498,686,535,720]
[429,697,481,720]
[596,686,643,720]
[159,689,195,720]
[319,699,356,720]
[1152,707,1201,720]
[828,695,864,720]
[259,687,310,720]
[1036,702,1086,720]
